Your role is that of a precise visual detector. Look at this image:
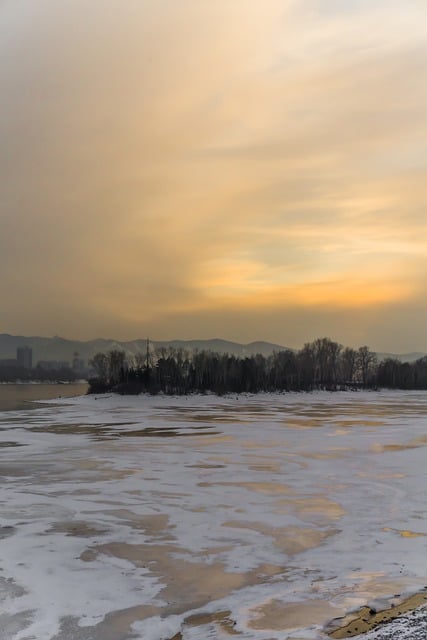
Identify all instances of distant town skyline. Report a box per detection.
[1,1,427,352]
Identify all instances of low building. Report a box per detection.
[17,346,32,369]
[0,358,19,369]
[36,360,70,371]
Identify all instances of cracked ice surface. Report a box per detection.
[0,390,426,639]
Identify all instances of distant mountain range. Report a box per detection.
[0,333,425,365]
[0,334,288,364]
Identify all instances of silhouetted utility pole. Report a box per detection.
[146,338,150,370]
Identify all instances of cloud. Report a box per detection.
[1,1,427,349]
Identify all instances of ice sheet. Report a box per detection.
[0,390,426,639]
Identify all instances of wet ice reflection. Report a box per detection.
[0,390,426,639]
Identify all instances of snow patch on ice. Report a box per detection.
[0,390,426,639]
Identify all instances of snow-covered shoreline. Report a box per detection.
[0,390,426,639]
[326,590,427,639]
[352,604,427,640]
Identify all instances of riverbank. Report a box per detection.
[358,605,427,639]
[327,590,427,638]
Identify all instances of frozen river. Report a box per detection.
[0,389,426,639]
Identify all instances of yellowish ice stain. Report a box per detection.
[190,435,234,447]
[357,471,406,479]
[383,527,426,537]
[201,481,295,495]
[369,442,424,453]
[277,496,347,521]
[223,521,340,555]
[249,598,341,631]
[301,451,351,460]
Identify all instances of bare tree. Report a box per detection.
[107,350,126,385]
[340,347,357,384]
[356,346,377,385]
[89,353,108,382]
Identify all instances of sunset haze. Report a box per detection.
[1,0,427,351]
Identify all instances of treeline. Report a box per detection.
[377,357,427,389]
[87,337,427,395]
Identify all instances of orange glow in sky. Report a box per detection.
[1,1,427,351]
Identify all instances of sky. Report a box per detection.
[1,0,427,352]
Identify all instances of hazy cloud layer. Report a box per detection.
[1,0,427,350]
